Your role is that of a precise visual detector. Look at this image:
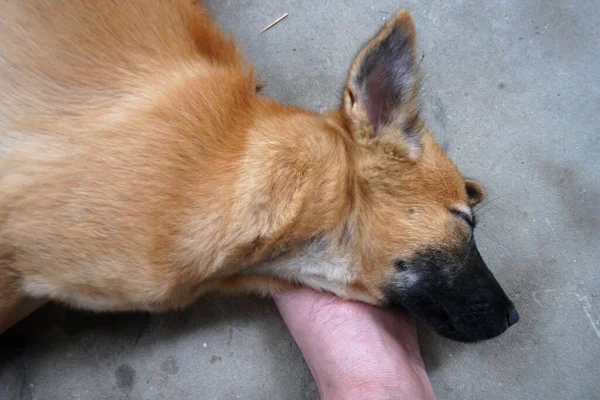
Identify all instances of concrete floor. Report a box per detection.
[1,0,599,399]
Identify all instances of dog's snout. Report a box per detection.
[507,306,519,327]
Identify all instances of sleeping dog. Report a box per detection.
[0,0,518,342]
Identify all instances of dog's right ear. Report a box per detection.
[343,11,422,154]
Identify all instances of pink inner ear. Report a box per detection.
[366,65,389,129]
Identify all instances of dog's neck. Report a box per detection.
[214,106,360,287]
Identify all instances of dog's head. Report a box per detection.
[333,11,518,342]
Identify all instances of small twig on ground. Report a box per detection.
[262,13,289,33]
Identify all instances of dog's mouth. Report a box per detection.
[387,286,518,342]
[387,292,519,342]
[427,301,518,343]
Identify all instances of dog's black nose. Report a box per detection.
[507,307,520,327]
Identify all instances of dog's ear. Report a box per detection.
[465,179,486,206]
[343,11,422,153]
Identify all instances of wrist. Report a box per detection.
[308,346,430,400]
[317,371,411,400]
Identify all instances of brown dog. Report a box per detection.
[0,0,518,341]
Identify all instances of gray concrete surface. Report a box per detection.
[1,0,599,399]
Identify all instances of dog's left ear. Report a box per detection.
[465,179,486,206]
[343,10,421,153]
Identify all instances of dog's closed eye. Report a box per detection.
[449,208,475,228]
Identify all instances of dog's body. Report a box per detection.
[0,0,518,341]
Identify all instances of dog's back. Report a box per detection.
[0,0,264,315]
[0,0,253,142]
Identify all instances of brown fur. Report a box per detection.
[0,1,482,331]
